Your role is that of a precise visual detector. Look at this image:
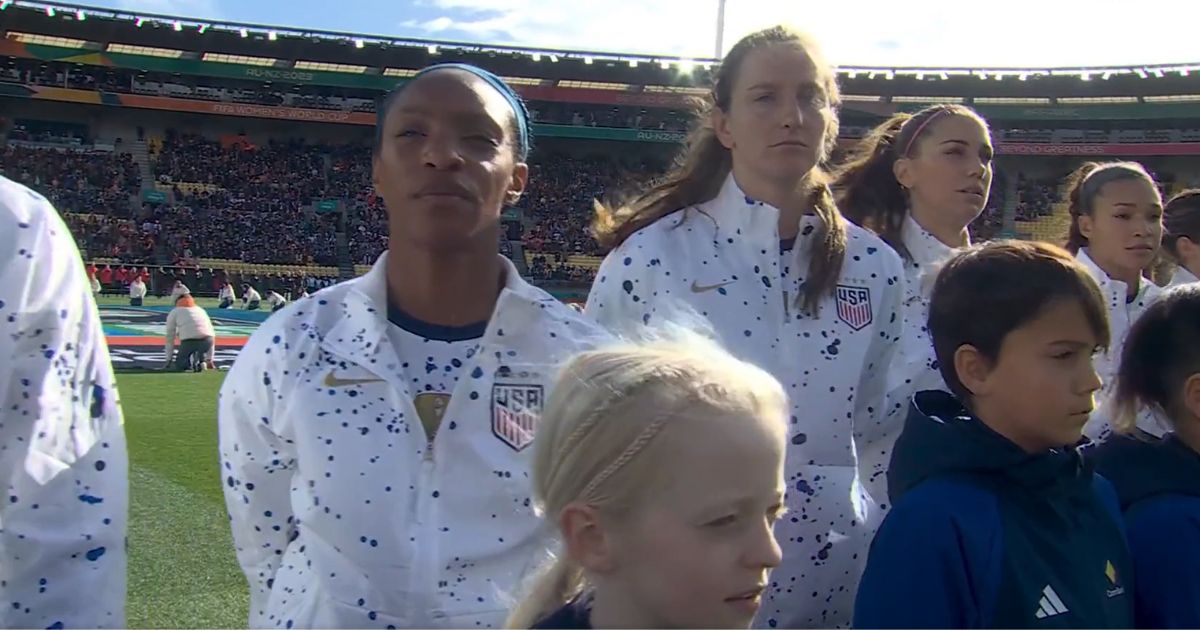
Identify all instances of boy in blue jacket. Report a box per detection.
[1090,285,1200,628]
[855,241,1134,628]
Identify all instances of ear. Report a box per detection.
[371,153,382,189]
[953,344,995,398]
[1078,213,1096,241]
[712,108,735,151]
[505,162,529,206]
[559,502,617,574]
[892,157,915,191]
[1177,236,1199,261]
[1182,373,1200,423]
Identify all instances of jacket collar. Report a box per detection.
[322,252,560,364]
[901,214,959,269]
[700,173,824,248]
[1169,266,1199,287]
[1075,248,1155,306]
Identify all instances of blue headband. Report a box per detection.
[411,62,531,160]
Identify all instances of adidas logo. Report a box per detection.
[1034,585,1069,619]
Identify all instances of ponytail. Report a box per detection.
[1063,161,1158,254]
[504,557,585,629]
[1064,163,1102,254]
[804,173,847,316]
[592,123,730,251]
[1112,285,1200,434]
[835,104,988,261]
[1163,188,1200,262]
[834,113,912,258]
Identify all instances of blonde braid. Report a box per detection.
[581,415,670,501]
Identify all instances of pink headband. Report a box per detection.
[900,108,951,156]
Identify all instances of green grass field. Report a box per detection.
[119,371,247,628]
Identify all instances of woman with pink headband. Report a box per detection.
[834,105,996,416]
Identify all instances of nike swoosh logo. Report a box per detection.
[323,371,385,388]
[691,279,735,293]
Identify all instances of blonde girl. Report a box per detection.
[507,330,789,629]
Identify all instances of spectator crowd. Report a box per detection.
[8,106,1191,291]
[0,127,1058,288]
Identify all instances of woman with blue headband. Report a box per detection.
[218,63,608,629]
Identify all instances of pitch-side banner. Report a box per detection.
[8,83,1200,154]
[995,142,1200,156]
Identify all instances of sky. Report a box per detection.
[76,0,1198,69]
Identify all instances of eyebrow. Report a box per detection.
[745,81,822,92]
[939,139,992,149]
[1112,202,1164,209]
[391,107,503,129]
[1048,339,1093,348]
[698,492,785,511]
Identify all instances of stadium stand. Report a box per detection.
[2,3,1199,295]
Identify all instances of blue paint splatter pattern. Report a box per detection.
[880,217,961,472]
[218,253,610,628]
[0,176,129,628]
[585,174,906,628]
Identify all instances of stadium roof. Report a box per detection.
[4,0,1200,102]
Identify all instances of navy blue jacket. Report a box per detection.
[1091,433,1200,628]
[855,391,1134,628]
[530,597,592,629]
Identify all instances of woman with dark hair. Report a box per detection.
[219,64,607,628]
[1162,189,1200,287]
[1091,286,1200,627]
[1061,161,1165,439]
[834,105,994,400]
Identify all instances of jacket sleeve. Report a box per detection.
[217,327,297,625]
[885,277,945,405]
[0,184,129,628]
[853,252,908,508]
[1126,499,1200,628]
[854,479,1002,629]
[584,238,658,332]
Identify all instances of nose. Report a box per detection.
[781,97,804,130]
[1081,357,1103,396]
[967,156,987,179]
[1135,215,1160,238]
[421,132,464,170]
[745,518,783,570]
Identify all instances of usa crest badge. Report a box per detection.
[835,284,873,331]
[492,382,543,451]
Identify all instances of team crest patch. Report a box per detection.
[1105,560,1125,598]
[835,284,873,331]
[492,383,543,451]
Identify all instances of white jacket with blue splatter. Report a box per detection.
[877,215,964,450]
[586,174,906,628]
[1075,248,1166,440]
[218,252,609,629]
[0,176,128,628]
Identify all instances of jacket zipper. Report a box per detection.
[414,428,438,625]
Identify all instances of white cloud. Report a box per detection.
[420,16,456,32]
[426,0,526,11]
[400,0,1194,67]
[108,0,224,21]
[727,0,1196,67]
[403,0,717,58]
